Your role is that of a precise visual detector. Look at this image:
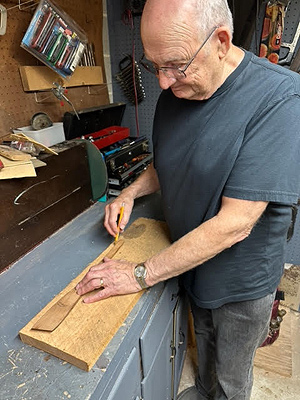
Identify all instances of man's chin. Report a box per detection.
[171,86,209,101]
[171,87,189,98]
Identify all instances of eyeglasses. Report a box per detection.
[140,26,218,80]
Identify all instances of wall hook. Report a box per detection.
[0,4,7,35]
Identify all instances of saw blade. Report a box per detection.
[31,112,53,130]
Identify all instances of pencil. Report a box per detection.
[115,202,125,242]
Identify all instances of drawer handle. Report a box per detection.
[179,329,185,345]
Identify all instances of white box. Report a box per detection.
[13,123,65,147]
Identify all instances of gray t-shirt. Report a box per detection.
[152,50,300,309]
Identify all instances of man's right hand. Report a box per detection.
[104,194,134,237]
[104,163,160,237]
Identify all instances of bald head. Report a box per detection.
[141,0,233,48]
[141,0,195,43]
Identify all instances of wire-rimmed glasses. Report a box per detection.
[140,26,218,79]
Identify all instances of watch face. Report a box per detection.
[135,265,145,278]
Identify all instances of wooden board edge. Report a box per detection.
[19,330,89,371]
[19,290,144,371]
[19,66,104,92]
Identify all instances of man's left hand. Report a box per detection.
[75,258,142,303]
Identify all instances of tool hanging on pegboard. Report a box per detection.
[278,20,300,67]
[115,54,145,105]
[52,82,80,120]
[259,0,289,64]
[0,4,7,35]
[31,112,53,130]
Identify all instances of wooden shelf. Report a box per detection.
[19,65,104,92]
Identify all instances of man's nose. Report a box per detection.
[157,71,177,90]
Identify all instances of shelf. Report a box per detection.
[19,65,104,91]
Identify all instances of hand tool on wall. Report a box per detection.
[0,4,7,35]
[278,21,300,65]
[31,112,53,130]
[289,42,300,72]
[115,54,145,104]
[32,240,124,332]
[52,82,80,120]
[259,0,288,64]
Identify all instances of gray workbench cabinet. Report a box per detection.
[96,279,189,400]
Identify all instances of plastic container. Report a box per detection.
[13,122,65,147]
[21,0,87,79]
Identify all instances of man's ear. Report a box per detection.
[216,27,231,59]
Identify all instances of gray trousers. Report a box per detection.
[190,291,276,400]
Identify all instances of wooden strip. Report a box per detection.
[19,218,171,371]
[0,145,32,161]
[31,240,125,332]
[0,155,36,179]
[19,66,104,91]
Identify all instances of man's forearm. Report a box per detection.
[145,197,268,286]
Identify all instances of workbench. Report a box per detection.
[0,193,188,400]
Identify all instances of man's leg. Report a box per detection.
[191,291,276,400]
[190,305,218,399]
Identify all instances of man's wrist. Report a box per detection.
[134,263,150,289]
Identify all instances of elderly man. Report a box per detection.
[76,0,300,398]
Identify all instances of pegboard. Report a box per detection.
[106,0,162,146]
[0,0,109,138]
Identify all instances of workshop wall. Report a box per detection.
[0,0,109,139]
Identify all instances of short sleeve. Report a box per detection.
[224,94,300,204]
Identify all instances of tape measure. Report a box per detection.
[31,113,53,131]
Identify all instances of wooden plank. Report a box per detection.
[0,155,36,179]
[19,218,171,371]
[19,66,104,92]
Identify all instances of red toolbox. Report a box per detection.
[84,126,130,150]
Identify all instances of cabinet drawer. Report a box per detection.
[141,315,173,400]
[106,347,141,400]
[140,278,179,376]
[173,294,189,397]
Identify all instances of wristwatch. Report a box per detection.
[134,263,149,289]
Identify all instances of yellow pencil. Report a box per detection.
[115,202,125,242]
